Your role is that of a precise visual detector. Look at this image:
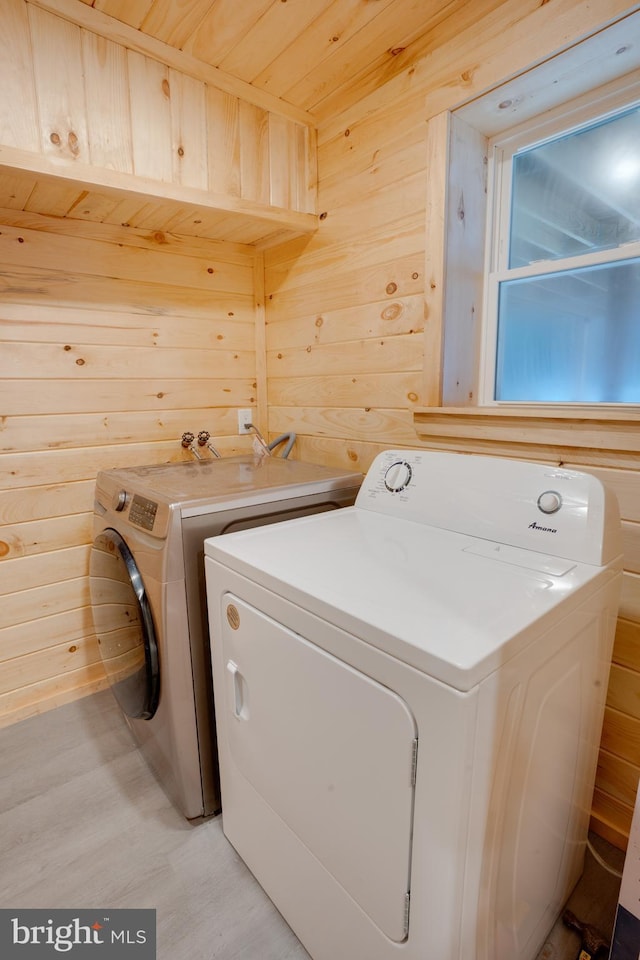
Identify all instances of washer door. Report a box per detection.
[89,529,160,720]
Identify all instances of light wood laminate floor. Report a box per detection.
[0,691,624,959]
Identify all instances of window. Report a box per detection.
[484,99,640,404]
[430,16,640,410]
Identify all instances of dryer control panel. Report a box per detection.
[383,460,413,493]
[357,449,622,567]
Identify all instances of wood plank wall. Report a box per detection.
[265,0,634,468]
[264,0,640,850]
[1,0,315,218]
[0,208,258,725]
[264,89,428,465]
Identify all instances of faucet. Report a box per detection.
[197,430,222,458]
[180,432,204,460]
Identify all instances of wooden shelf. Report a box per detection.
[0,146,318,249]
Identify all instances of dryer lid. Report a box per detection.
[204,504,620,692]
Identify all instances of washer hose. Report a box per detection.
[267,433,296,459]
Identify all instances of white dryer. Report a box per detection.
[204,449,623,960]
[89,455,362,821]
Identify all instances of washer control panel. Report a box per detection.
[355,449,619,566]
[129,494,159,531]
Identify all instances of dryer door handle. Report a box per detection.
[226,660,248,719]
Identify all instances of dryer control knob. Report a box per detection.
[113,489,128,512]
[384,460,413,493]
[537,490,562,514]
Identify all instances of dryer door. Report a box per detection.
[220,593,417,942]
[90,529,160,720]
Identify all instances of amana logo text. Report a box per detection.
[528,521,558,534]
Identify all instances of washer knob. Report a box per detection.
[113,489,128,512]
[384,460,413,493]
[537,490,562,514]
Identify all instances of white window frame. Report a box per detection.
[478,78,640,405]
[426,10,640,411]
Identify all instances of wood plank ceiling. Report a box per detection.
[80,0,488,120]
[0,0,507,244]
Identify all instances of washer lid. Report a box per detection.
[205,507,619,691]
[96,455,362,512]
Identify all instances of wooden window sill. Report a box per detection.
[413,406,640,467]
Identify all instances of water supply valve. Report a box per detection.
[197,429,222,459]
[180,431,204,459]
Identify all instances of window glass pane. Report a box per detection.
[509,106,640,268]
[495,258,640,402]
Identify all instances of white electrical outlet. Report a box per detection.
[237,409,253,434]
